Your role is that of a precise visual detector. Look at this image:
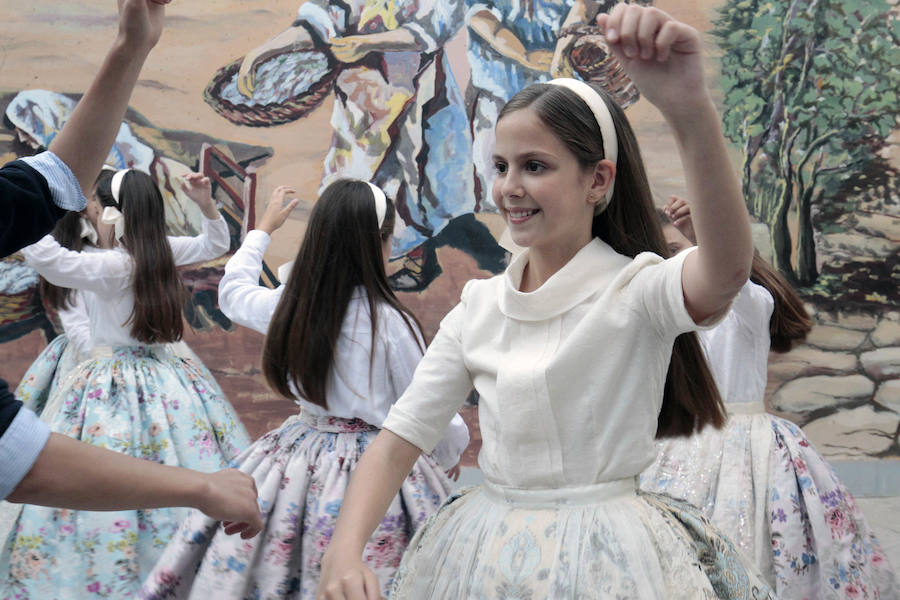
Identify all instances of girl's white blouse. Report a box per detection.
[22,215,230,348]
[383,239,723,490]
[698,280,774,405]
[218,230,470,469]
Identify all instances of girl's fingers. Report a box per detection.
[636,8,665,60]
[616,5,642,58]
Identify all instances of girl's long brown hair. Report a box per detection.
[749,252,812,352]
[40,169,116,311]
[262,179,424,407]
[95,169,186,343]
[500,83,725,438]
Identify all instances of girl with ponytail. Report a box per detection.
[10,168,251,598]
[318,5,779,599]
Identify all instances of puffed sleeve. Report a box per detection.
[382,283,474,454]
[167,215,231,266]
[217,229,284,335]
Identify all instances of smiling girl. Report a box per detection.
[316,4,778,599]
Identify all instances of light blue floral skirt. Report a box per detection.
[390,478,778,599]
[14,333,83,415]
[0,345,251,600]
[139,411,453,600]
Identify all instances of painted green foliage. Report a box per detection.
[712,0,900,286]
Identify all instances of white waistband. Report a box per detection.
[482,476,636,507]
[725,400,766,415]
[89,345,171,360]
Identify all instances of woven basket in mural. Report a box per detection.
[204,49,338,127]
[560,24,640,110]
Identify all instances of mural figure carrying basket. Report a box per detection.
[204,25,339,127]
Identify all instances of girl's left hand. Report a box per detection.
[445,464,461,482]
[330,36,370,63]
[180,173,217,212]
[596,5,707,116]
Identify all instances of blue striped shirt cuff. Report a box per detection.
[20,151,87,212]
[0,407,50,500]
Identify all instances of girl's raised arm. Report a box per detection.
[218,187,298,334]
[598,5,752,323]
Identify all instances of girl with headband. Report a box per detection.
[641,196,898,597]
[15,168,119,415]
[140,180,470,599]
[317,5,777,599]
[10,168,251,598]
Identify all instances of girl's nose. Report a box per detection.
[500,168,524,199]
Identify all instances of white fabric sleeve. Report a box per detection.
[384,311,470,469]
[217,229,284,335]
[57,292,92,356]
[628,246,730,339]
[167,215,230,266]
[382,289,474,454]
[21,235,131,295]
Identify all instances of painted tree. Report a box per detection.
[712,0,900,285]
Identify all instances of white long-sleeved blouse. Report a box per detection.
[22,215,230,348]
[218,229,470,469]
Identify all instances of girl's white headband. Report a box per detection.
[547,78,617,209]
[366,181,387,228]
[104,168,131,241]
[110,168,131,205]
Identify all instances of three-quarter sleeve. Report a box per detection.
[168,215,231,266]
[217,229,283,335]
[383,288,474,454]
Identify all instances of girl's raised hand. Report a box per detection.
[664,195,696,243]
[180,173,220,219]
[258,186,300,235]
[596,5,707,116]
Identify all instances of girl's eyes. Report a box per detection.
[494,161,545,174]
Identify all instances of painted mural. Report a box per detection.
[0,0,897,468]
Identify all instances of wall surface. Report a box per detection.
[1,0,897,489]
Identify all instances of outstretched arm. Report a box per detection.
[49,0,170,196]
[317,430,422,600]
[598,5,752,323]
[7,432,263,539]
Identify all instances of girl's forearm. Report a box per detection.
[666,97,753,311]
[326,429,422,554]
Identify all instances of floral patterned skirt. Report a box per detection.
[0,345,251,600]
[640,411,899,599]
[138,411,454,600]
[14,333,84,415]
[390,479,778,599]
